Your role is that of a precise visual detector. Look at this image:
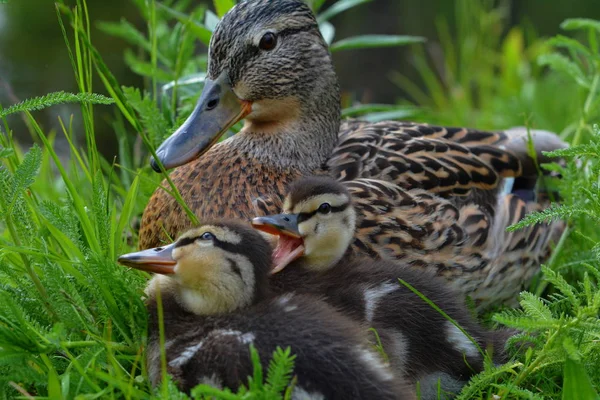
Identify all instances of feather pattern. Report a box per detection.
[139,0,566,307]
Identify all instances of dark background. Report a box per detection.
[0,0,598,159]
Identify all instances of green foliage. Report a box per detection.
[330,34,425,52]
[0,91,114,118]
[1,0,599,398]
[393,0,590,134]
[453,17,600,399]
[190,345,297,400]
[0,127,149,397]
[0,0,421,397]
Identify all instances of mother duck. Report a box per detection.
[139,0,566,305]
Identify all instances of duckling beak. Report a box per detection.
[252,214,305,274]
[251,214,301,238]
[117,243,177,275]
[150,71,252,171]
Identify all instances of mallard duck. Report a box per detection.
[251,176,512,398]
[139,0,566,305]
[118,220,413,399]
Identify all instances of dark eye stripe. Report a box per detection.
[297,203,349,224]
[174,236,201,248]
[174,234,248,255]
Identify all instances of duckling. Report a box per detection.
[139,0,566,308]
[252,177,513,398]
[118,220,413,399]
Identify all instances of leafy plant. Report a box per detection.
[455,18,600,399]
[1,0,600,398]
[191,345,297,400]
[393,0,588,135]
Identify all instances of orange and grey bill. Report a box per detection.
[117,243,177,275]
[252,215,305,274]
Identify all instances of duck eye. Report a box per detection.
[200,232,215,241]
[259,32,277,51]
[317,203,331,214]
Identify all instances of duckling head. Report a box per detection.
[118,220,272,315]
[152,0,340,171]
[252,176,356,273]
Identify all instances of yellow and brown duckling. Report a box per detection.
[252,176,514,397]
[139,0,566,306]
[254,172,562,309]
[118,220,413,399]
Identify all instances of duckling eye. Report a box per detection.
[259,32,277,51]
[317,203,331,214]
[200,232,215,241]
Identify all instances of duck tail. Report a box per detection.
[501,127,568,203]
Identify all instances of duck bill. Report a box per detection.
[252,214,302,238]
[117,243,177,275]
[151,71,253,171]
[252,214,305,274]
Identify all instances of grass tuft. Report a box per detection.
[0,0,599,398]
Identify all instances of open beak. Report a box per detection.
[252,214,301,238]
[252,214,305,274]
[151,71,252,171]
[117,243,177,275]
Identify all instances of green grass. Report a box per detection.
[0,0,599,398]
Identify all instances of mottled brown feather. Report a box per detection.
[139,0,566,307]
[140,122,565,307]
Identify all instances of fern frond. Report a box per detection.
[265,346,296,395]
[122,87,171,147]
[0,92,114,118]
[6,145,42,214]
[541,266,580,310]
[492,311,559,331]
[508,204,596,231]
[544,142,600,158]
[246,344,264,392]
[488,383,545,399]
[519,292,553,322]
[456,362,522,400]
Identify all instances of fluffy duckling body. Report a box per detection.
[119,221,412,399]
[139,0,566,307]
[253,177,512,397]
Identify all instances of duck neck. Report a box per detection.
[234,80,341,172]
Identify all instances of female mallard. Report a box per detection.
[139,0,566,303]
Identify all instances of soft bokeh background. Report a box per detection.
[1,0,599,159]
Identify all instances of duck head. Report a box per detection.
[252,176,357,273]
[152,0,341,171]
[118,220,272,315]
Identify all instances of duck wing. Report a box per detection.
[345,177,564,309]
[329,121,565,198]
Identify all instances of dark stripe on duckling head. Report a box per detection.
[174,236,199,248]
[200,219,273,300]
[287,176,350,207]
[227,258,244,282]
[297,202,349,224]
